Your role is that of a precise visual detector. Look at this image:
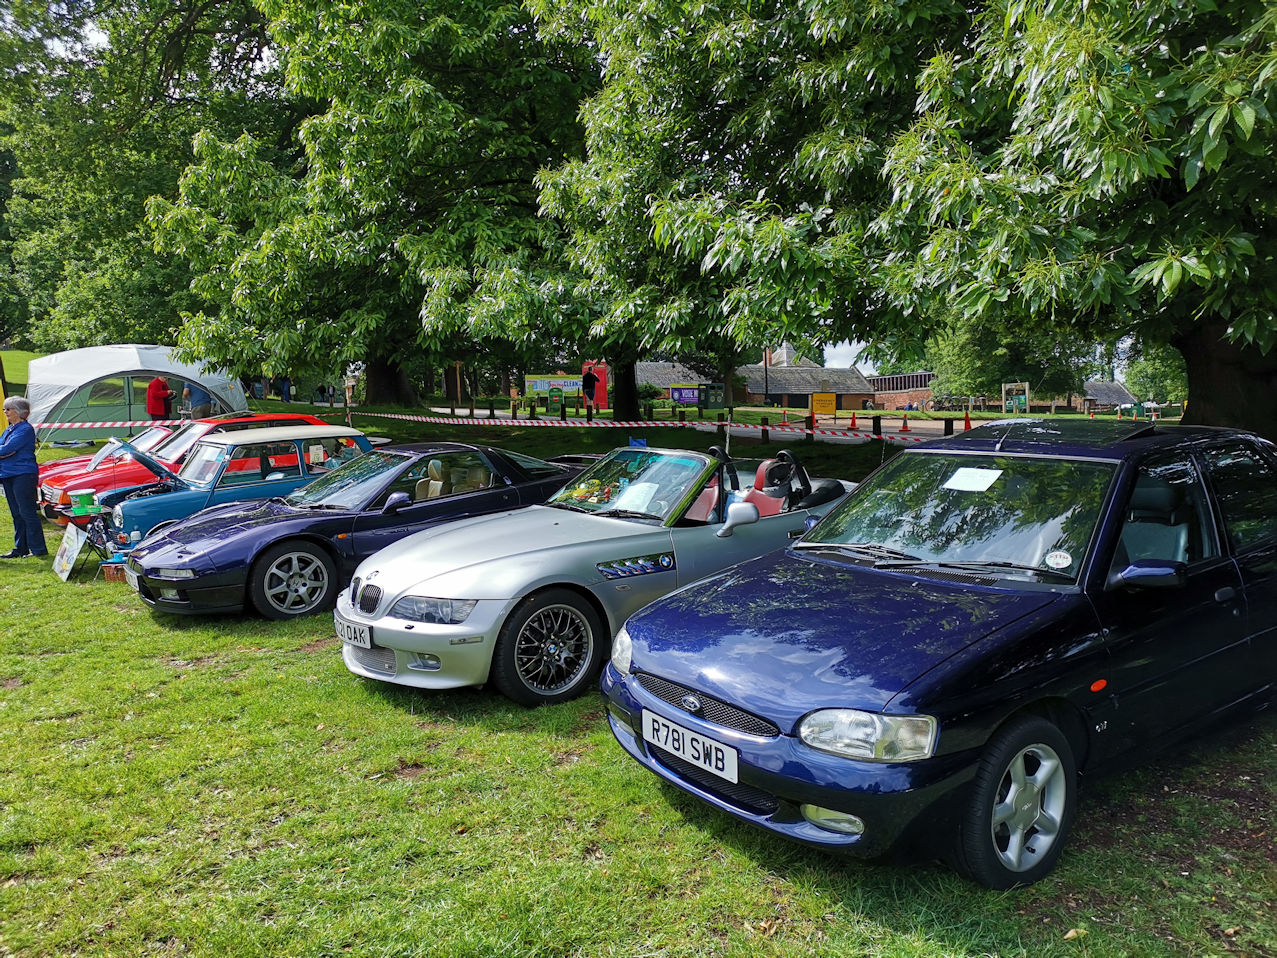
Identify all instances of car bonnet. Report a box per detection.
[623,549,1064,726]
[352,505,665,601]
[134,500,303,561]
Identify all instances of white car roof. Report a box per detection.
[191,424,365,447]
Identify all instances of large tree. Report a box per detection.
[537,0,1277,437]
[0,0,292,350]
[150,0,597,402]
[875,0,1277,435]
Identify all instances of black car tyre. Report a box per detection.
[952,715,1076,889]
[248,541,337,620]
[491,589,604,706]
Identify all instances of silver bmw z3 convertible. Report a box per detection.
[335,445,854,705]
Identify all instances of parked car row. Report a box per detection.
[37,417,1277,889]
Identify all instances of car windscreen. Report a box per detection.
[285,450,410,509]
[149,423,205,462]
[177,443,224,485]
[801,452,1117,582]
[547,448,711,522]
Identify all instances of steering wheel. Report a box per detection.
[775,449,812,500]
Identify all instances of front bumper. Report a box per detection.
[335,590,518,690]
[130,560,247,615]
[601,663,977,860]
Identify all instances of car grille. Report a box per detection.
[649,746,779,815]
[356,584,382,615]
[349,643,396,674]
[637,672,780,737]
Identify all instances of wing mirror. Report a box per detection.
[1113,558,1187,590]
[716,501,760,538]
[382,491,411,514]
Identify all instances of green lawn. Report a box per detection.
[1,416,1273,956]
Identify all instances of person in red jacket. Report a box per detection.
[146,375,176,420]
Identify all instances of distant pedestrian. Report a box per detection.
[0,396,48,558]
[280,376,292,402]
[582,364,599,412]
[146,375,176,420]
[183,381,213,419]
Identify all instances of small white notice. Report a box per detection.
[943,467,1003,493]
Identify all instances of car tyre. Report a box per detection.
[952,715,1076,889]
[491,589,604,706]
[248,541,338,620]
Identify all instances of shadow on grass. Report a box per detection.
[636,706,1277,952]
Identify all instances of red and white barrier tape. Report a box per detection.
[325,409,931,443]
[29,412,929,443]
[34,419,185,429]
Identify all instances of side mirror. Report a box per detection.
[716,501,760,538]
[382,491,411,514]
[1114,558,1187,590]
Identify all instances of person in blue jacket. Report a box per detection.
[0,396,48,558]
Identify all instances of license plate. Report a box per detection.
[335,611,371,649]
[642,711,738,783]
[124,566,139,591]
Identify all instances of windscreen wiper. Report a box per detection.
[594,508,663,521]
[794,542,920,562]
[545,501,590,513]
[875,558,1075,582]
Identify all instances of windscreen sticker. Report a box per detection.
[943,467,1003,493]
[1045,550,1073,570]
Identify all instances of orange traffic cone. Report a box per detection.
[850,412,857,430]
[963,410,971,431]
[1116,407,1122,419]
[900,413,910,432]
[1089,410,1094,419]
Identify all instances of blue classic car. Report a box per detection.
[98,425,373,545]
[122,443,590,619]
[602,420,1277,888]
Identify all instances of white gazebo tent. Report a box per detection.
[26,344,249,440]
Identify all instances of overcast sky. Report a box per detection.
[824,341,875,374]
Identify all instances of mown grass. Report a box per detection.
[1,414,1273,956]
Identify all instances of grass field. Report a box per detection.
[1,411,1273,956]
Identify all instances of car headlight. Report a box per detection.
[388,596,477,624]
[112,505,124,527]
[798,709,937,762]
[152,568,196,580]
[611,625,633,674]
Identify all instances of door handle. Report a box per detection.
[1215,586,1237,603]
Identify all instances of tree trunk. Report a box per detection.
[610,359,639,419]
[443,362,470,402]
[363,354,420,406]
[1173,319,1277,441]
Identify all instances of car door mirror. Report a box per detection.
[1115,558,1187,590]
[382,491,411,514]
[716,500,760,538]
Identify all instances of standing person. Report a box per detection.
[582,363,600,413]
[182,380,214,419]
[0,397,48,558]
[280,375,292,402]
[146,375,176,420]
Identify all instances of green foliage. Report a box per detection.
[0,0,292,350]
[148,0,598,399]
[1124,340,1190,404]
